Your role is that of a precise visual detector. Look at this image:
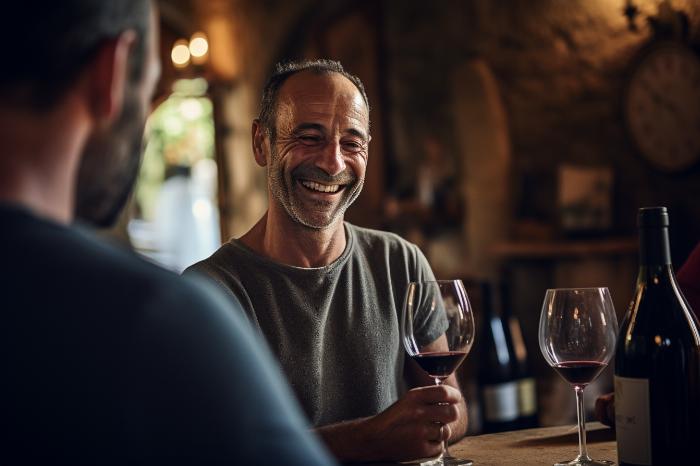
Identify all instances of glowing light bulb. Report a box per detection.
[171,39,190,67]
[189,32,209,59]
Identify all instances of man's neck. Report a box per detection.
[0,165,75,224]
[0,102,87,225]
[241,208,347,268]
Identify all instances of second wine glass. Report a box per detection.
[539,287,619,466]
[402,280,476,466]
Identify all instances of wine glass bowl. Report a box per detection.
[402,280,476,466]
[539,287,619,466]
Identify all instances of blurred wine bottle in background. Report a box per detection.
[615,207,700,465]
[478,282,520,433]
[500,282,538,429]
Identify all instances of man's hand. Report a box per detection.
[316,384,463,462]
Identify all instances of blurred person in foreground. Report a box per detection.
[0,2,334,464]
[594,241,700,427]
[185,59,468,462]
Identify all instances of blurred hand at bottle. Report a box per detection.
[594,392,615,427]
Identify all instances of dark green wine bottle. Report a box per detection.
[478,282,520,433]
[614,207,700,465]
[500,282,538,429]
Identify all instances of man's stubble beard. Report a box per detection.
[74,88,146,228]
[267,144,364,230]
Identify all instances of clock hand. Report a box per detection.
[645,86,680,116]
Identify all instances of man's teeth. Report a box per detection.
[301,181,340,193]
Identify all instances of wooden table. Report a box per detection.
[352,422,617,465]
[448,422,616,466]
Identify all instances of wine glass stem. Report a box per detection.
[435,378,450,460]
[574,385,591,462]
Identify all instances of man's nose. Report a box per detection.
[315,140,346,177]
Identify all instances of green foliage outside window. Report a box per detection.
[135,78,215,220]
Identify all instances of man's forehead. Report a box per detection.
[276,71,369,126]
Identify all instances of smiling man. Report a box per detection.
[186,59,468,462]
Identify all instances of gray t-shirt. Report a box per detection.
[185,222,436,426]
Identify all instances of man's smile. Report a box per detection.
[299,179,344,194]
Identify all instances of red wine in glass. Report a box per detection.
[539,287,618,466]
[553,361,607,386]
[402,280,475,466]
[411,351,467,381]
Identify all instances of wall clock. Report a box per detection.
[624,41,700,173]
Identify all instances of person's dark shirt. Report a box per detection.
[678,241,700,314]
[0,204,335,465]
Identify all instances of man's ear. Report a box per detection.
[251,119,269,167]
[87,30,137,124]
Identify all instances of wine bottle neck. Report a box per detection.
[639,226,672,266]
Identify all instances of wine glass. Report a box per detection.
[538,288,619,466]
[402,280,476,466]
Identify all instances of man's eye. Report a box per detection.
[298,135,323,145]
[342,141,364,153]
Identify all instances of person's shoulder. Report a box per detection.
[74,227,179,287]
[679,242,700,283]
[65,225,225,313]
[5,212,176,289]
[345,222,434,283]
[5,213,238,333]
[182,241,254,308]
[346,222,420,254]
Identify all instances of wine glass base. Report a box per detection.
[554,460,613,466]
[421,457,474,466]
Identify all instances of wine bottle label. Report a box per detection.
[517,377,537,416]
[483,382,519,422]
[615,375,652,465]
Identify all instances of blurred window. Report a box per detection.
[128,78,220,272]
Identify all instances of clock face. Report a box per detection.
[625,42,700,172]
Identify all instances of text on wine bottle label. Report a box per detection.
[517,378,537,416]
[615,375,651,465]
[483,382,519,422]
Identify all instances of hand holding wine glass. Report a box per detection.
[539,288,618,466]
[402,280,476,466]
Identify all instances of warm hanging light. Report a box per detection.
[171,39,190,68]
[189,32,209,65]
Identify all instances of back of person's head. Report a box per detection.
[1,0,150,110]
[1,0,158,228]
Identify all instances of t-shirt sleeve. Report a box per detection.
[126,275,336,465]
[412,243,437,283]
[407,244,448,347]
[409,286,449,348]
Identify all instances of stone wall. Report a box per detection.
[385,0,700,264]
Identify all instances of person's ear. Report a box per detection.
[87,30,137,124]
[251,119,269,167]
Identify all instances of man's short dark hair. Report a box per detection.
[258,59,370,140]
[1,0,151,109]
